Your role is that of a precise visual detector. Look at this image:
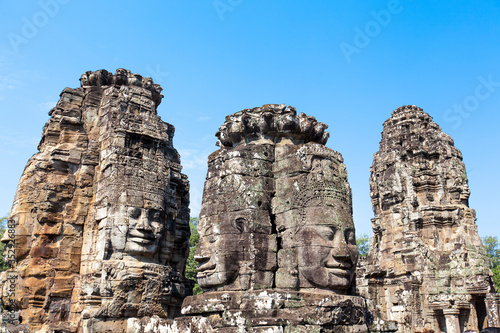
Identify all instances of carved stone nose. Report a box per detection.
[194,253,210,264]
[194,239,211,263]
[136,211,152,231]
[330,232,350,258]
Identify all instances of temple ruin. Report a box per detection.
[0,69,191,332]
[0,70,498,333]
[357,105,499,333]
[166,104,369,332]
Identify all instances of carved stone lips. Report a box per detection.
[129,230,155,241]
[327,268,352,277]
[326,259,352,269]
[326,260,352,277]
[129,237,154,245]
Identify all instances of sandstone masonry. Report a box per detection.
[0,69,191,332]
[357,105,499,333]
[167,104,369,332]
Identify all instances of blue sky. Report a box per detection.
[0,0,499,240]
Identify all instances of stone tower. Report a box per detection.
[166,104,369,332]
[359,105,499,333]
[0,69,191,332]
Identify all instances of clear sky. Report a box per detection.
[0,0,499,240]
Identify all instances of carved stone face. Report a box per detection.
[195,216,246,289]
[124,207,164,255]
[296,205,357,292]
[195,234,237,289]
[115,68,128,85]
[80,72,90,86]
[108,204,165,258]
[128,73,142,87]
[143,77,153,89]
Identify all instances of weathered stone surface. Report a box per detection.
[357,105,499,333]
[123,291,368,333]
[0,69,191,332]
[184,104,368,332]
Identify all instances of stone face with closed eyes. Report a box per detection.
[182,104,368,333]
[1,69,191,333]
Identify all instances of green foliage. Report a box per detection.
[482,236,500,290]
[483,236,500,266]
[493,266,500,292]
[356,234,370,257]
[186,217,202,295]
[0,216,7,271]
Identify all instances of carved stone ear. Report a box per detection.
[234,217,246,233]
[166,214,175,231]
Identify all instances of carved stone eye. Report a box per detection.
[234,217,246,233]
[148,210,161,222]
[316,226,335,241]
[207,235,217,243]
[129,208,141,219]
